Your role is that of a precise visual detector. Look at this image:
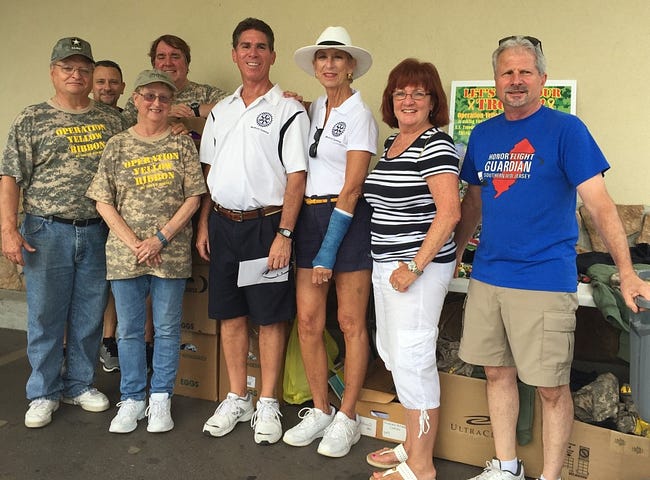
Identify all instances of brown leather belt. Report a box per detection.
[213,204,282,222]
[304,196,338,205]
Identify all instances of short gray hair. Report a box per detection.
[492,36,546,76]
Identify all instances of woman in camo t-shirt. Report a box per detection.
[87,69,206,435]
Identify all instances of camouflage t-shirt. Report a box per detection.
[121,81,228,127]
[1,100,127,219]
[86,128,207,280]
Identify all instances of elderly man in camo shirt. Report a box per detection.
[0,37,126,429]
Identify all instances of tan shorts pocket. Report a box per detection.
[541,311,576,371]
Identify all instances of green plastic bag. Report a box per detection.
[283,320,339,404]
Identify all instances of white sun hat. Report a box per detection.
[294,26,372,79]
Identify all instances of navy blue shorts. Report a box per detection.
[207,210,296,325]
[294,197,372,272]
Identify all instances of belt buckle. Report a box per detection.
[72,219,85,227]
[234,210,245,222]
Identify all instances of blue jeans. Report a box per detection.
[111,276,185,400]
[21,214,109,400]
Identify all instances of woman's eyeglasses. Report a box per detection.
[392,90,430,101]
[309,127,324,158]
[136,91,173,104]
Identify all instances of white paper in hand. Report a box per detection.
[237,257,289,287]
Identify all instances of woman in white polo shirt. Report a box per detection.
[282,26,378,458]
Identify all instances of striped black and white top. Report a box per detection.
[363,127,459,264]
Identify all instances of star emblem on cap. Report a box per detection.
[72,38,81,46]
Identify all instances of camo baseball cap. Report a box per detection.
[133,69,177,92]
[51,37,94,63]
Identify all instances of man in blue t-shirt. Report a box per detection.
[454,36,650,480]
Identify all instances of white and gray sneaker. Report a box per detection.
[109,399,146,434]
[146,392,173,433]
[251,397,283,445]
[203,392,254,437]
[283,406,335,446]
[61,388,109,412]
[469,459,525,480]
[317,411,361,457]
[25,398,59,428]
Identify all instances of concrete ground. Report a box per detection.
[0,290,493,479]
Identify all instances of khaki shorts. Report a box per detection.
[458,279,578,387]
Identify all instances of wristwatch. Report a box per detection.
[277,227,293,239]
[407,260,423,276]
[190,102,201,117]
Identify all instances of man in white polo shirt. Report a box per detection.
[196,17,308,445]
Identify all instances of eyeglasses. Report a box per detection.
[55,63,93,77]
[136,91,173,104]
[309,127,324,158]
[498,35,543,53]
[392,90,430,101]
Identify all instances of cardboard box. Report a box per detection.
[356,360,407,443]
[563,420,649,480]
[356,361,650,480]
[218,323,285,405]
[435,372,545,476]
[174,330,219,401]
[182,264,217,335]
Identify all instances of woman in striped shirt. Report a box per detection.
[364,58,461,480]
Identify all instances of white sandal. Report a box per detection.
[369,461,420,480]
[366,443,408,468]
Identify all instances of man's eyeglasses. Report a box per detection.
[309,127,324,158]
[392,90,430,101]
[498,35,543,53]
[55,64,93,77]
[136,91,173,104]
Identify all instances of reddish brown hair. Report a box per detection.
[380,58,449,129]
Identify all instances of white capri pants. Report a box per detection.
[372,260,454,411]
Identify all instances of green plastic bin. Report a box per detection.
[630,271,650,420]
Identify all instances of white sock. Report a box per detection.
[500,458,519,475]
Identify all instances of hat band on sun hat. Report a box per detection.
[293,26,373,79]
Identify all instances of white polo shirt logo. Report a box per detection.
[256,112,273,128]
[332,122,346,137]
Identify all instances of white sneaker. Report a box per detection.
[282,406,335,447]
[203,392,254,437]
[61,388,109,412]
[109,399,146,434]
[469,459,525,480]
[317,411,361,457]
[146,393,173,433]
[25,399,59,428]
[251,397,283,445]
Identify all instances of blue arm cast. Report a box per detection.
[312,208,353,269]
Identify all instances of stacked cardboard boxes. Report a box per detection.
[174,264,220,401]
